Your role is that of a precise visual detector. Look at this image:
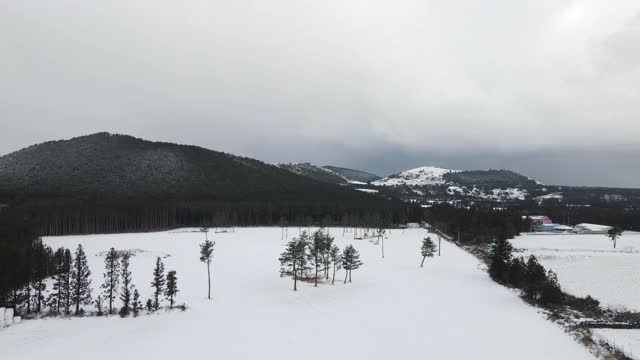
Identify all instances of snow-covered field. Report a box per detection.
[0,228,592,359]
[512,232,640,311]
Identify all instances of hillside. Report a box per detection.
[274,163,348,185]
[442,169,537,189]
[322,166,381,183]
[0,133,360,200]
[275,163,381,185]
[0,133,416,235]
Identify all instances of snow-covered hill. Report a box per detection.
[373,166,460,187]
[372,167,539,201]
[0,228,593,360]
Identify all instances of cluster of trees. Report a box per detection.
[279,230,362,291]
[1,233,180,317]
[488,237,564,307]
[102,252,180,317]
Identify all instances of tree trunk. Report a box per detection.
[37,280,42,313]
[293,258,297,291]
[332,264,336,284]
[421,256,426,268]
[25,285,31,314]
[349,270,352,283]
[314,255,318,287]
[344,270,348,284]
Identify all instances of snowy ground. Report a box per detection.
[0,228,593,359]
[512,232,640,311]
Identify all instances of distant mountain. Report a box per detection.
[373,166,459,187]
[442,169,537,189]
[322,166,381,183]
[368,165,640,205]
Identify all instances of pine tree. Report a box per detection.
[540,270,564,306]
[523,255,547,302]
[30,238,49,314]
[47,248,68,314]
[62,249,73,315]
[376,228,386,258]
[151,257,165,310]
[146,299,153,312]
[296,232,311,280]
[309,230,329,287]
[329,244,341,285]
[95,295,104,316]
[488,236,513,284]
[341,245,363,284]
[279,233,309,291]
[101,248,120,315]
[607,227,623,249]
[71,244,92,315]
[322,234,334,280]
[119,254,133,317]
[420,237,436,268]
[165,270,178,309]
[508,257,526,288]
[132,289,141,317]
[199,240,215,300]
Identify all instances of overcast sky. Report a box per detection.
[1,1,639,187]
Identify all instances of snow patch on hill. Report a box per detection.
[492,188,528,200]
[446,186,528,200]
[373,166,460,187]
[355,188,378,194]
[534,192,563,203]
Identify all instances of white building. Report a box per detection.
[573,223,612,234]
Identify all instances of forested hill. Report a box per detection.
[0,133,361,200]
[0,133,420,235]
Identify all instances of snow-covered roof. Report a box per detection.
[523,215,551,221]
[574,223,612,231]
[553,225,574,231]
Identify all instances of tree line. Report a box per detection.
[17,199,421,236]
[488,236,600,312]
[426,204,527,245]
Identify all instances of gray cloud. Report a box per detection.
[1,1,639,187]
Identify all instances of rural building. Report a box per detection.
[536,223,573,233]
[573,223,612,234]
[523,215,553,232]
[523,215,552,226]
